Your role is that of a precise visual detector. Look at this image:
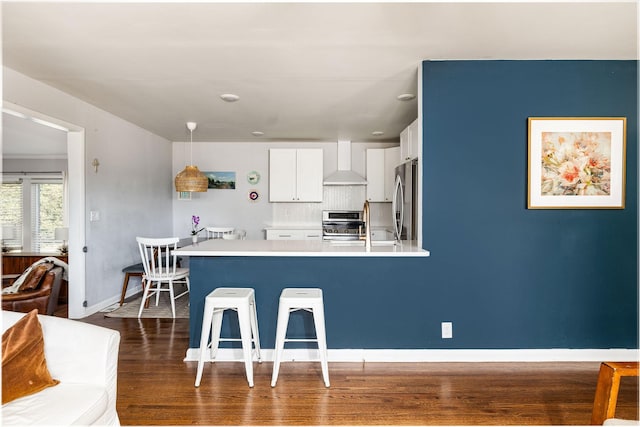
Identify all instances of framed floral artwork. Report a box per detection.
[528,117,626,209]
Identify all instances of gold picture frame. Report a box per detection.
[528,117,626,209]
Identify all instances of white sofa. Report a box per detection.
[2,310,121,425]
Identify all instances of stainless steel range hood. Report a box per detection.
[323,140,367,185]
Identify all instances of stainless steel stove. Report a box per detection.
[322,210,364,241]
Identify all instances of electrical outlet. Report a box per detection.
[441,322,453,339]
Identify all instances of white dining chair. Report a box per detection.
[136,236,190,318]
[205,227,235,239]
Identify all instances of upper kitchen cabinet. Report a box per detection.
[366,146,399,202]
[269,148,323,202]
[400,118,419,162]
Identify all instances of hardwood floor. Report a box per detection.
[73,309,638,425]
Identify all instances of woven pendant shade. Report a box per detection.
[175,121,208,192]
[175,165,208,192]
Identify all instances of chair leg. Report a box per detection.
[120,273,131,306]
[143,277,150,308]
[591,362,639,424]
[312,304,330,388]
[137,278,152,318]
[237,303,255,387]
[209,309,224,361]
[592,363,620,424]
[249,296,262,363]
[195,299,214,387]
[168,280,176,318]
[155,281,161,306]
[271,305,290,387]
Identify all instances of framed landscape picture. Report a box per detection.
[203,171,236,189]
[528,117,626,209]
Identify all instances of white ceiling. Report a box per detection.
[2,112,67,159]
[2,1,638,149]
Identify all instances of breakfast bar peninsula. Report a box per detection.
[176,239,430,359]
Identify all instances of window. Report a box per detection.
[1,181,23,250]
[1,174,65,252]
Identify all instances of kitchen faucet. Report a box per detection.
[361,200,372,251]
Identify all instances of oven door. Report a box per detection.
[322,221,363,240]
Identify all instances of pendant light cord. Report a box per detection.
[190,128,193,166]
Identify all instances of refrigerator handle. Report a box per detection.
[392,175,403,241]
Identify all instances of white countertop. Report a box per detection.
[175,239,430,257]
[263,226,322,230]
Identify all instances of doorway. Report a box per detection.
[2,101,86,318]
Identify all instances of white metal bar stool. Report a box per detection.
[195,287,261,388]
[271,288,329,388]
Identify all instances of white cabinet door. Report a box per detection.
[295,148,323,202]
[269,148,323,202]
[408,118,419,161]
[302,230,323,240]
[266,229,322,240]
[367,147,400,202]
[366,149,385,202]
[269,149,297,202]
[400,126,410,162]
[384,146,400,202]
[266,230,303,240]
[400,118,419,162]
[371,229,390,241]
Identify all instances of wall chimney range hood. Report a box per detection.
[323,140,367,185]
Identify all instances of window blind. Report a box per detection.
[1,181,24,250]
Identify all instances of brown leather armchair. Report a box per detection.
[2,263,64,315]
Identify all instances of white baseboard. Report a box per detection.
[184,347,639,363]
[79,283,143,318]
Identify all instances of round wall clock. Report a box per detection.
[247,171,260,185]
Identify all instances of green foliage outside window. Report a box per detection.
[34,183,64,252]
[1,180,64,252]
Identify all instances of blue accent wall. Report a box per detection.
[422,60,637,349]
[188,60,637,350]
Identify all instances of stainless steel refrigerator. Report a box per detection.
[393,158,418,241]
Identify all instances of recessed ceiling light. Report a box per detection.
[397,93,416,101]
[251,131,264,137]
[372,131,384,136]
[220,93,240,102]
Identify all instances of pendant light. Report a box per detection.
[175,122,208,192]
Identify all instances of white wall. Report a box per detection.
[3,158,68,173]
[172,141,397,239]
[2,65,396,313]
[3,67,173,313]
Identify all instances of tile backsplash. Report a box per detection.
[271,186,392,228]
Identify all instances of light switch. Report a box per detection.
[90,211,100,221]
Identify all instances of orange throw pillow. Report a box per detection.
[2,309,59,404]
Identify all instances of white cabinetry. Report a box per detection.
[384,146,400,201]
[265,229,323,240]
[366,146,400,202]
[371,228,392,241]
[269,148,323,202]
[366,149,384,202]
[400,118,419,162]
